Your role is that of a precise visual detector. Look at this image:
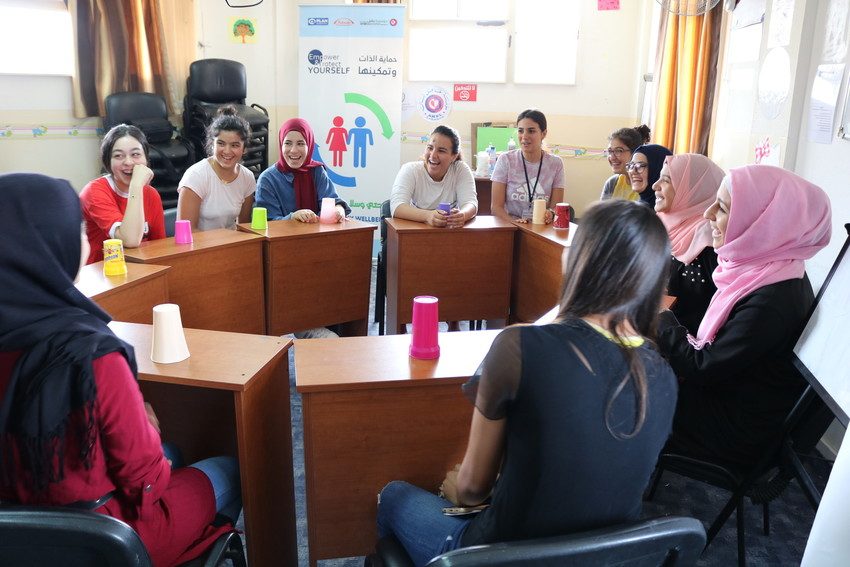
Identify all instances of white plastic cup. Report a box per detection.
[150,303,191,364]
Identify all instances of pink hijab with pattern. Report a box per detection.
[658,153,725,265]
[691,165,831,349]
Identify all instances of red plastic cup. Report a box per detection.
[554,202,570,229]
[409,296,440,359]
[174,220,193,244]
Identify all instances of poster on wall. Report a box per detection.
[298,4,404,238]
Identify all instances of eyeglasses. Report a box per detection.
[625,162,648,173]
[604,147,630,158]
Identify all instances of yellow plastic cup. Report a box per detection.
[251,207,268,230]
[102,238,128,277]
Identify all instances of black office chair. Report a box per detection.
[366,516,706,567]
[375,199,392,335]
[183,58,269,179]
[164,207,178,237]
[0,506,246,567]
[646,385,833,567]
[104,92,195,209]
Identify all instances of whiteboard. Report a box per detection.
[793,227,850,426]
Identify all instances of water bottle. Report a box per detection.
[487,143,497,176]
[507,137,517,152]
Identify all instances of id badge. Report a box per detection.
[521,202,533,220]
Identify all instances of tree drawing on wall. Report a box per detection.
[233,19,255,44]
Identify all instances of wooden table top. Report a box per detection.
[109,322,291,391]
[386,215,516,233]
[237,218,377,239]
[294,330,501,393]
[514,221,578,246]
[75,262,170,300]
[124,229,264,262]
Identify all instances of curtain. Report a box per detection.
[653,4,722,154]
[158,0,197,117]
[69,0,173,118]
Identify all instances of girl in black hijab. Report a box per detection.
[0,173,235,566]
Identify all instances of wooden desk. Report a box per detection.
[474,177,492,215]
[385,216,515,334]
[295,330,499,565]
[109,322,297,567]
[124,230,265,334]
[75,262,170,323]
[511,222,577,323]
[238,219,376,336]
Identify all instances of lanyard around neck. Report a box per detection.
[521,153,543,204]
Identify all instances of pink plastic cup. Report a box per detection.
[409,296,440,359]
[174,220,193,244]
[319,197,337,224]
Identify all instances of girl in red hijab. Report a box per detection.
[255,118,350,222]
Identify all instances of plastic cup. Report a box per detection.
[531,199,547,225]
[251,207,268,230]
[554,202,570,229]
[319,198,337,224]
[174,220,193,244]
[150,303,191,364]
[437,202,451,215]
[102,239,128,277]
[409,296,440,359]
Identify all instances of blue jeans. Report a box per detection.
[189,456,242,521]
[377,481,470,567]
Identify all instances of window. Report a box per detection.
[0,0,73,76]
[407,0,580,85]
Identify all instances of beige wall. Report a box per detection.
[1,0,650,214]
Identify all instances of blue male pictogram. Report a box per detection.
[346,116,373,168]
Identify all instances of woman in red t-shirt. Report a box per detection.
[80,124,166,264]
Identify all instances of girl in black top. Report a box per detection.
[376,200,678,566]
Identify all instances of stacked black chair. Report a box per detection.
[646,385,833,567]
[104,92,195,209]
[0,506,246,567]
[183,58,269,179]
[366,516,706,567]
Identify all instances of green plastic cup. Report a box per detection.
[251,207,268,230]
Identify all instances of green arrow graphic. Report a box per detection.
[344,92,394,140]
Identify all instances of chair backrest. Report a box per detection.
[380,199,391,242]
[425,516,706,567]
[0,506,152,567]
[104,92,169,131]
[187,59,248,103]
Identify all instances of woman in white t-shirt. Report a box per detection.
[491,109,564,224]
[390,125,477,229]
[177,106,256,230]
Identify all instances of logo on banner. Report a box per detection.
[419,87,451,122]
[306,49,350,75]
[390,19,398,26]
[308,50,323,65]
[334,18,354,26]
[308,17,329,26]
[453,84,477,102]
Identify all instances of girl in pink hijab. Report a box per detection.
[657,165,831,468]
[654,153,725,334]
